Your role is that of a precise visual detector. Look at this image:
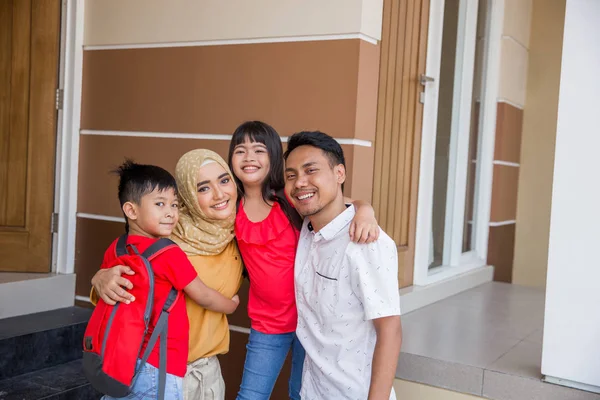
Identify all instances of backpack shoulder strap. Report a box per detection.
[141,238,177,261]
[115,234,128,257]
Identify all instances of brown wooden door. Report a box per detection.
[0,0,61,272]
[372,0,430,288]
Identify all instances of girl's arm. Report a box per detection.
[183,277,240,314]
[345,197,380,244]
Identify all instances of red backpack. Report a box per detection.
[83,234,180,399]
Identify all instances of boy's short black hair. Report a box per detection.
[113,160,177,232]
[114,160,177,207]
[284,131,345,169]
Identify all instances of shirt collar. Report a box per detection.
[308,204,355,241]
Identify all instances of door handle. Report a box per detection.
[420,74,435,85]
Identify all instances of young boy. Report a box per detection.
[284,132,402,400]
[102,161,239,399]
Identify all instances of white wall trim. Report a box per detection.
[80,130,373,147]
[77,213,125,223]
[75,295,92,303]
[83,33,378,51]
[55,0,84,275]
[81,129,233,141]
[229,325,251,335]
[497,97,524,110]
[493,160,520,167]
[501,34,529,52]
[489,220,516,227]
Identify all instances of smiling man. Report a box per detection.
[284,131,402,400]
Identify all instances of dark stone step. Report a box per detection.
[0,359,101,400]
[0,307,92,380]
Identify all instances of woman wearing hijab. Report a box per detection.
[91,149,243,400]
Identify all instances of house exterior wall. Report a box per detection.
[512,0,566,288]
[77,2,383,398]
[486,0,532,283]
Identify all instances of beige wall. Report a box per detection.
[393,379,484,400]
[84,0,384,46]
[512,0,566,288]
[498,0,532,106]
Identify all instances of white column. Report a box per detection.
[541,0,600,393]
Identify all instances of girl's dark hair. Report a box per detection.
[113,159,177,232]
[228,121,302,230]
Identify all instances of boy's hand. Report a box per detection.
[91,265,136,305]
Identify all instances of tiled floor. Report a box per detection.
[396,282,600,400]
[401,282,545,369]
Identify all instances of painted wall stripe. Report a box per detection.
[83,33,378,51]
[77,212,125,223]
[493,160,520,167]
[489,220,516,227]
[229,325,251,335]
[501,34,529,52]
[80,130,373,147]
[497,97,524,110]
[75,295,93,303]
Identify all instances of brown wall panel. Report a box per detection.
[227,279,250,329]
[490,164,519,222]
[348,145,374,203]
[74,217,125,297]
[77,134,359,216]
[487,224,516,283]
[355,41,381,142]
[219,331,292,400]
[494,102,523,163]
[81,40,378,140]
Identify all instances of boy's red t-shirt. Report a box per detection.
[101,235,197,377]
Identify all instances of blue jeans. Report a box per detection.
[236,329,305,400]
[102,359,183,400]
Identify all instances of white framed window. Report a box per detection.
[414,0,502,285]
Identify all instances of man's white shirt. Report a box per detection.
[295,205,401,400]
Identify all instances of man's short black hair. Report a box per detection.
[284,131,345,169]
[114,160,177,207]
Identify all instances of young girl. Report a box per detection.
[229,121,379,400]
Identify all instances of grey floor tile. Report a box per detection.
[524,328,544,344]
[483,370,600,400]
[396,353,484,396]
[402,325,522,368]
[487,340,542,378]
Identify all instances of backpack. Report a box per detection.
[83,234,180,400]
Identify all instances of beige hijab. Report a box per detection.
[171,149,236,256]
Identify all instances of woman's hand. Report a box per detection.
[91,266,136,305]
[350,200,380,244]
